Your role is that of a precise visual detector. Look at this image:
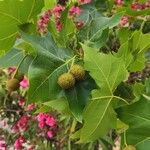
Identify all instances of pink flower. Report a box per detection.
[17,116,29,130]
[37,113,45,122]
[75,21,84,29]
[114,0,123,6]
[145,0,150,8]
[20,77,29,88]
[45,116,56,127]
[79,0,92,4]
[36,113,57,139]
[131,2,145,10]
[38,121,45,129]
[8,66,16,74]
[37,9,51,34]
[28,145,35,150]
[55,19,63,32]
[69,6,81,17]
[27,103,36,111]
[18,99,25,107]
[119,16,129,27]
[37,113,46,129]
[47,130,54,139]
[0,137,7,150]
[37,113,57,130]
[14,136,25,150]
[52,4,65,18]
[12,116,29,132]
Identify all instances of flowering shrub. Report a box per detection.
[0,0,150,149]
[0,69,59,149]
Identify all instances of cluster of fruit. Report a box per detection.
[57,64,85,89]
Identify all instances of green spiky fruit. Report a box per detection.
[70,64,85,81]
[6,78,20,91]
[15,71,24,81]
[57,73,75,89]
[123,145,136,150]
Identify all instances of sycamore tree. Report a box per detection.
[0,0,150,149]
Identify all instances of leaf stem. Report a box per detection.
[67,55,76,72]
[140,17,146,32]
[124,131,128,146]
[67,139,71,150]
[3,92,9,107]
[12,54,28,79]
[70,119,77,133]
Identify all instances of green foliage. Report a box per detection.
[44,0,56,9]
[79,91,117,143]
[77,5,123,49]
[120,7,150,16]
[35,100,70,114]
[117,97,150,148]
[59,8,76,47]
[20,31,96,122]
[0,0,44,52]
[117,77,150,148]
[1,0,150,149]
[116,30,150,71]
[83,44,128,94]
[76,44,128,142]
[0,48,33,74]
[64,76,96,121]
[22,32,73,101]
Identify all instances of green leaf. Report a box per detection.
[85,28,109,49]
[129,54,145,71]
[19,23,36,34]
[79,91,117,143]
[117,28,132,44]
[78,45,128,143]
[59,8,76,47]
[136,138,150,150]
[132,83,145,102]
[138,34,150,52]
[117,97,150,146]
[116,119,129,134]
[124,7,150,16]
[22,33,96,121]
[128,31,150,71]
[78,6,123,49]
[0,0,44,51]
[64,76,96,122]
[44,0,56,9]
[116,30,150,71]
[115,41,133,68]
[44,99,71,115]
[16,40,36,54]
[35,105,50,113]
[22,32,73,102]
[0,48,33,74]
[83,44,128,95]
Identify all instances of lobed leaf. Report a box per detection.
[0,0,44,52]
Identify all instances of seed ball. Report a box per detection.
[57,73,75,89]
[123,145,136,150]
[70,64,85,81]
[6,78,20,91]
